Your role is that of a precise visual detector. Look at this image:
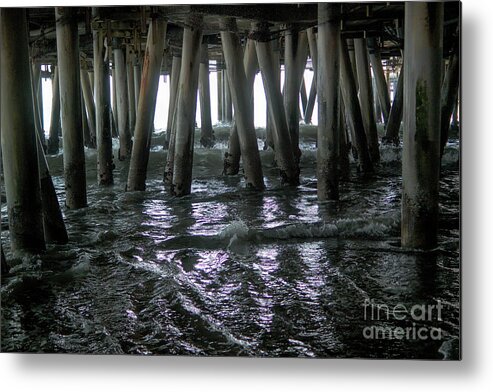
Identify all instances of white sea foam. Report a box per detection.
[218,219,250,240]
[217,213,399,244]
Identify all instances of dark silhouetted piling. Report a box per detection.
[127,49,136,135]
[340,38,373,173]
[1,8,45,252]
[300,78,308,119]
[199,42,215,148]
[113,37,132,160]
[127,18,167,191]
[284,26,308,162]
[80,66,97,148]
[56,6,87,209]
[264,39,280,151]
[1,245,8,275]
[367,37,391,124]
[347,39,359,91]
[111,63,118,137]
[171,17,203,196]
[384,64,404,144]
[31,62,47,148]
[317,3,341,200]
[220,17,264,190]
[440,34,460,156]
[339,100,351,180]
[354,38,380,164]
[133,54,142,110]
[166,55,181,146]
[36,134,69,244]
[223,34,258,175]
[93,10,114,185]
[47,66,61,154]
[224,71,233,123]
[401,2,443,249]
[304,27,318,124]
[217,65,224,122]
[255,23,298,185]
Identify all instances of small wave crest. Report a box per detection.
[218,219,249,240]
[217,214,399,245]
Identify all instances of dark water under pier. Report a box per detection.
[1,125,460,359]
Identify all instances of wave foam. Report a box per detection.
[218,214,399,244]
[218,220,249,240]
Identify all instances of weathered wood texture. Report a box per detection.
[339,38,373,173]
[256,25,298,185]
[127,18,167,191]
[171,18,203,196]
[220,18,264,190]
[199,42,215,148]
[401,2,443,249]
[354,38,380,163]
[56,6,87,209]
[317,3,341,200]
[1,8,45,251]
[93,12,114,185]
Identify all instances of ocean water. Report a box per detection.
[1,124,460,359]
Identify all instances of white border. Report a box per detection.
[2,0,492,390]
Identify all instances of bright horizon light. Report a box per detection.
[40,65,318,135]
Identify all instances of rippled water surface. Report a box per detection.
[1,125,460,358]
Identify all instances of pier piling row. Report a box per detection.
[0,3,459,251]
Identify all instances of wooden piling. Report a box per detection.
[111,64,118,137]
[93,10,114,185]
[32,63,44,127]
[347,39,359,92]
[220,17,265,190]
[31,62,47,148]
[300,78,308,118]
[384,64,404,144]
[1,245,8,275]
[47,66,61,154]
[127,18,167,192]
[224,70,233,123]
[217,64,224,122]
[367,37,391,124]
[304,27,318,124]
[36,134,69,244]
[317,3,341,200]
[373,76,383,123]
[255,24,298,185]
[171,17,203,196]
[80,66,97,148]
[264,39,280,151]
[354,38,380,164]
[339,38,373,173]
[223,120,241,175]
[88,71,94,94]
[127,49,137,136]
[199,42,215,148]
[81,89,92,148]
[440,35,460,156]
[113,38,132,160]
[133,55,142,110]
[56,6,87,209]
[1,8,45,251]
[401,2,443,249]
[223,34,258,175]
[284,26,308,162]
[339,99,351,180]
[166,55,182,147]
